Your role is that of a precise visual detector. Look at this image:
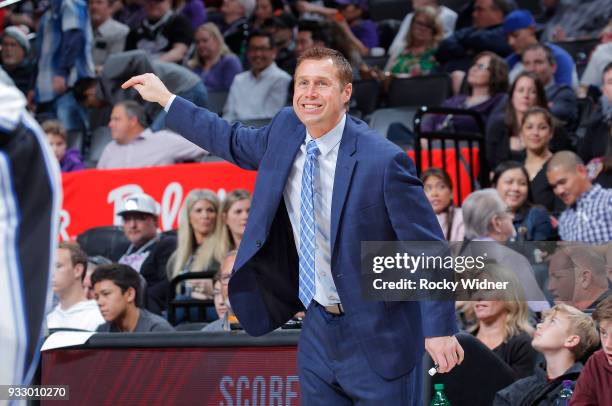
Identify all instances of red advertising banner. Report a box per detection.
[60,163,257,241]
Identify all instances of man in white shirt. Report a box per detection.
[47,243,105,331]
[89,0,129,73]
[223,30,292,123]
[97,100,205,169]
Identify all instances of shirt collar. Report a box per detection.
[576,183,602,206]
[305,114,346,157]
[250,62,278,80]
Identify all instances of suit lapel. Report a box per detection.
[330,118,357,256]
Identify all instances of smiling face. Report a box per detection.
[521,112,553,154]
[523,48,556,86]
[247,35,277,76]
[293,58,352,138]
[189,199,217,240]
[512,76,539,114]
[424,175,453,214]
[496,168,528,212]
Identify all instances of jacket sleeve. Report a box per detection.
[166,96,272,170]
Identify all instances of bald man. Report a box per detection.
[546,151,612,242]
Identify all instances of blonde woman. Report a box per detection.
[167,189,223,300]
[217,189,251,256]
[188,23,243,92]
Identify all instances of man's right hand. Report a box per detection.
[121,73,174,108]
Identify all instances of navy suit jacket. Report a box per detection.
[166,97,458,379]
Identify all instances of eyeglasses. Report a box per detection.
[220,274,231,284]
[471,63,490,71]
[413,20,434,30]
[248,46,272,53]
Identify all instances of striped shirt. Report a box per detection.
[558,184,612,243]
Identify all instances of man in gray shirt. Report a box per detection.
[93,263,175,332]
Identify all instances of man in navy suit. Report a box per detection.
[123,47,463,404]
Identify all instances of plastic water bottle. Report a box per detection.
[430,383,451,406]
[555,380,574,406]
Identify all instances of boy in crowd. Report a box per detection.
[570,296,612,405]
[494,304,599,405]
[93,264,174,332]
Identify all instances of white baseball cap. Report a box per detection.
[117,193,158,216]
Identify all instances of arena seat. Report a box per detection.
[387,74,452,108]
[368,107,417,136]
[77,226,130,262]
[351,79,381,118]
[207,90,229,116]
[368,0,411,22]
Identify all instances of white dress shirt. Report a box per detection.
[47,300,105,331]
[92,18,129,67]
[283,115,346,306]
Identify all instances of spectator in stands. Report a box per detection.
[421,168,464,242]
[333,0,378,56]
[517,107,565,214]
[570,296,612,405]
[504,9,576,86]
[522,44,578,127]
[261,13,298,74]
[212,273,228,319]
[548,245,611,311]
[97,100,205,169]
[328,20,366,78]
[435,0,515,72]
[222,31,291,123]
[93,263,175,332]
[125,0,193,63]
[0,26,36,98]
[384,6,443,77]
[35,0,95,134]
[216,0,254,57]
[113,0,146,29]
[492,161,553,241]
[173,0,207,30]
[251,0,283,30]
[89,0,129,73]
[579,61,612,187]
[540,0,612,42]
[387,0,458,67]
[486,72,571,170]
[167,189,223,301]
[295,20,329,58]
[546,151,612,243]
[579,20,612,94]
[43,120,85,172]
[494,303,600,405]
[84,255,113,300]
[470,262,539,379]
[115,192,177,314]
[218,189,251,254]
[202,250,237,332]
[188,23,243,92]
[47,242,105,331]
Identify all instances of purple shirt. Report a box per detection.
[421,93,505,134]
[193,54,243,92]
[60,148,85,172]
[351,19,379,49]
[180,0,207,30]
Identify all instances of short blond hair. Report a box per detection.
[542,304,600,360]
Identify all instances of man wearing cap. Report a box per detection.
[504,9,576,86]
[117,192,176,314]
[1,26,36,97]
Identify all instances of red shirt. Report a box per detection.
[570,349,612,406]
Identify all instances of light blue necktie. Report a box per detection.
[299,139,320,307]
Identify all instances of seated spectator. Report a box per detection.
[261,12,297,74]
[188,23,243,92]
[89,0,129,73]
[295,19,329,58]
[77,49,208,130]
[43,120,85,173]
[421,168,465,242]
[333,0,378,56]
[469,263,539,379]
[579,62,612,187]
[250,0,284,30]
[579,20,612,94]
[125,0,193,63]
[1,26,36,98]
[47,243,105,331]
[202,250,236,332]
[522,44,578,127]
[212,273,228,319]
[93,263,175,332]
[504,9,576,86]
[486,72,571,169]
[116,192,177,314]
[173,0,207,30]
[216,0,254,57]
[84,255,113,300]
[384,6,443,77]
[113,0,146,29]
[548,245,611,311]
[435,0,515,73]
[546,151,612,243]
[387,0,457,66]
[218,189,251,253]
[328,19,366,78]
[97,100,205,169]
[494,303,600,405]
[493,161,553,241]
[570,296,612,405]
[167,189,223,301]
[518,107,565,214]
[222,31,291,123]
[462,189,550,312]
[540,0,612,42]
